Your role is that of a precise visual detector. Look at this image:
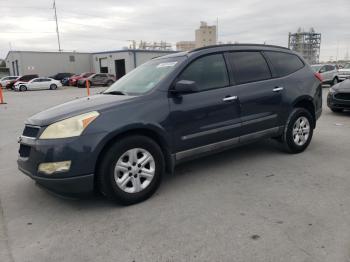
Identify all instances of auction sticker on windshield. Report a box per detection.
[156,62,178,68]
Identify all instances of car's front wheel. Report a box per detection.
[282,108,314,153]
[50,84,57,90]
[19,85,27,91]
[97,135,164,205]
[331,77,338,86]
[330,107,343,113]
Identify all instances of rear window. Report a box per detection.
[227,52,271,84]
[264,51,304,77]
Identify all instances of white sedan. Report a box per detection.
[0,76,19,88]
[14,78,62,91]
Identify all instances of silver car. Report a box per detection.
[311,64,339,85]
[338,63,350,81]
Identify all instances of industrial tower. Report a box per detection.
[288,28,321,64]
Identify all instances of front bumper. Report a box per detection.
[338,75,350,81]
[327,92,350,109]
[17,130,107,196]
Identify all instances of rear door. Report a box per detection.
[169,53,241,155]
[226,51,284,137]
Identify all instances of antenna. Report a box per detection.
[53,0,62,51]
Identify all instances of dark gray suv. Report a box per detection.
[18,44,322,205]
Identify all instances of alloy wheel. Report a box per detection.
[114,148,155,193]
[292,116,310,146]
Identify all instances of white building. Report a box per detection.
[5,51,92,76]
[5,49,177,78]
[92,50,176,79]
[195,21,217,48]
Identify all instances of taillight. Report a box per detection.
[314,72,323,82]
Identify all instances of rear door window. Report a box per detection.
[178,54,229,91]
[226,52,272,84]
[264,51,304,77]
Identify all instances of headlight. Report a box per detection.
[40,111,99,139]
[329,87,336,93]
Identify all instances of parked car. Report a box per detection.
[17,44,322,205]
[311,64,339,85]
[327,79,350,112]
[69,72,94,86]
[61,76,72,86]
[7,74,39,89]
[337,63,350,82]
[77,73,116,87]
[50,72,74,82]
[14,77,62,91]
[0,76,19,88]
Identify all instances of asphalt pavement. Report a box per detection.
[0,86,350,262]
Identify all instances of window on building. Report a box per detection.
[227,52,272,84]
[69,55,75,62]
[178,54,229,91]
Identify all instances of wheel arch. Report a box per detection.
[94,126,174,186]
[292,96,316,128]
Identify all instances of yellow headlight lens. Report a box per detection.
[40,111,99,139]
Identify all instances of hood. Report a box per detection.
[14,81,27,85]
[333,79,350,93]
[26,94,134,126]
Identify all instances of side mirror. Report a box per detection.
[172,80,198,94]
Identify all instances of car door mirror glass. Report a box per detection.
[173,80,198,93]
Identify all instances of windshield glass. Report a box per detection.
[344,63,350,69]
[311,65,322,72]
[104,56,185,95]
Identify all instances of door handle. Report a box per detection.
[273,87,284,92]
[223,96,238,102]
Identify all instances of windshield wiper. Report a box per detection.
[103,90,127,95]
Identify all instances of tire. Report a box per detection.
[97,135,164,205]
[330,107,343,113]
[19,85,27,92]
[106,80,114,86]
[282,108,314,154]
[331,77,338,86]
[50,84,57,90]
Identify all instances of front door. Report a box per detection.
[226,51,283,136]
[115,59,126,80]
[169,53,241,156]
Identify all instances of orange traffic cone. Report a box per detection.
[0,83,6,104]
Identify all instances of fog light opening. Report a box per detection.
[38,161,71,175]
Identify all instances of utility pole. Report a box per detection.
[216,17,219,44]
[53,0,62,51]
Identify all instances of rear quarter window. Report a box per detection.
[264,51,304,77]
[227,51,272,84]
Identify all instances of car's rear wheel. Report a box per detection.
[106,80,114,86]
[330,107,343,113]
[97,135,164,205]
[331,77,338,86]
[282,108,314,153]
[50,84,57,90]
[19,85,27,91]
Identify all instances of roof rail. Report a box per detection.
[189,43,290,53]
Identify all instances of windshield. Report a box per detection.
[311,65,322,72]
[104,56,185,95]
[344,63,350,69]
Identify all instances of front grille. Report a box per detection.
[22,125,40,138]
[335,93,350,100]
[19,144,31,157]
